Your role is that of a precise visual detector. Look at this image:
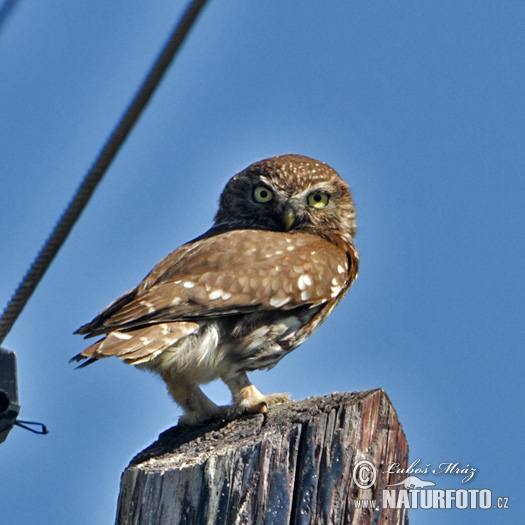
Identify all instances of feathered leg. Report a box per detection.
[161,371,228,425]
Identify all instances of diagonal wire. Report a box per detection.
[0,0,210,346]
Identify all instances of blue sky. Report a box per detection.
[1,1,523,523]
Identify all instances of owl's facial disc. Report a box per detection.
[251,184,332,233]
[214,155,356,242]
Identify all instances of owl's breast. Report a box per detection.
[146,298,336,382]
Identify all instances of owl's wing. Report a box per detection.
[75,229,357,339]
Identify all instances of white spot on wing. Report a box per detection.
[112,332,132,340]
[183,281,195,289]
[337,264,345,274]
[297,274,312,290]
[331,284,342,297]
[208,289,233,301]
[270,296,290,307]
[301,289,312,301]
[209,289,223,300]
[141,301,156,313]
[265,249,284,258]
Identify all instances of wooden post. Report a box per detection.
[116,389,408,524]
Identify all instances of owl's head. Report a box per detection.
[214,154,357,246]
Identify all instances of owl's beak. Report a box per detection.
[282,207,295,232]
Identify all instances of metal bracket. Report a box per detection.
[0,346,48,442]
[0,347,20,443]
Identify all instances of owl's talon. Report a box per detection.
[254,401,268,414]
[262,392,291,406]
[231,401,267,417]
[234,394,291,417]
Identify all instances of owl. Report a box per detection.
[72,154,359,425]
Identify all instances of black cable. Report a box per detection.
[0,0,210,345]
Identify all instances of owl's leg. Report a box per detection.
[222,371,290,415]
[161,372,228,425]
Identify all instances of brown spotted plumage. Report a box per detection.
[72,154,359,424]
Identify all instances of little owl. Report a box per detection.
[72,154,359,424]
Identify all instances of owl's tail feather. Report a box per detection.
[70,322,199,368]
[74,288,138,337]
[69,355,98,369]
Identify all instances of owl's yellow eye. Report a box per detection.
[253,186,273,203]
[308,192,329,208]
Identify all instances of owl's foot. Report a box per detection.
[260,392,291,406]
[162,373,231,426]
[222,371,291,416]
[178,404,230,426]
[234,388,291,416]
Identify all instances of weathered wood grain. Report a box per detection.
[116,389,408,524]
